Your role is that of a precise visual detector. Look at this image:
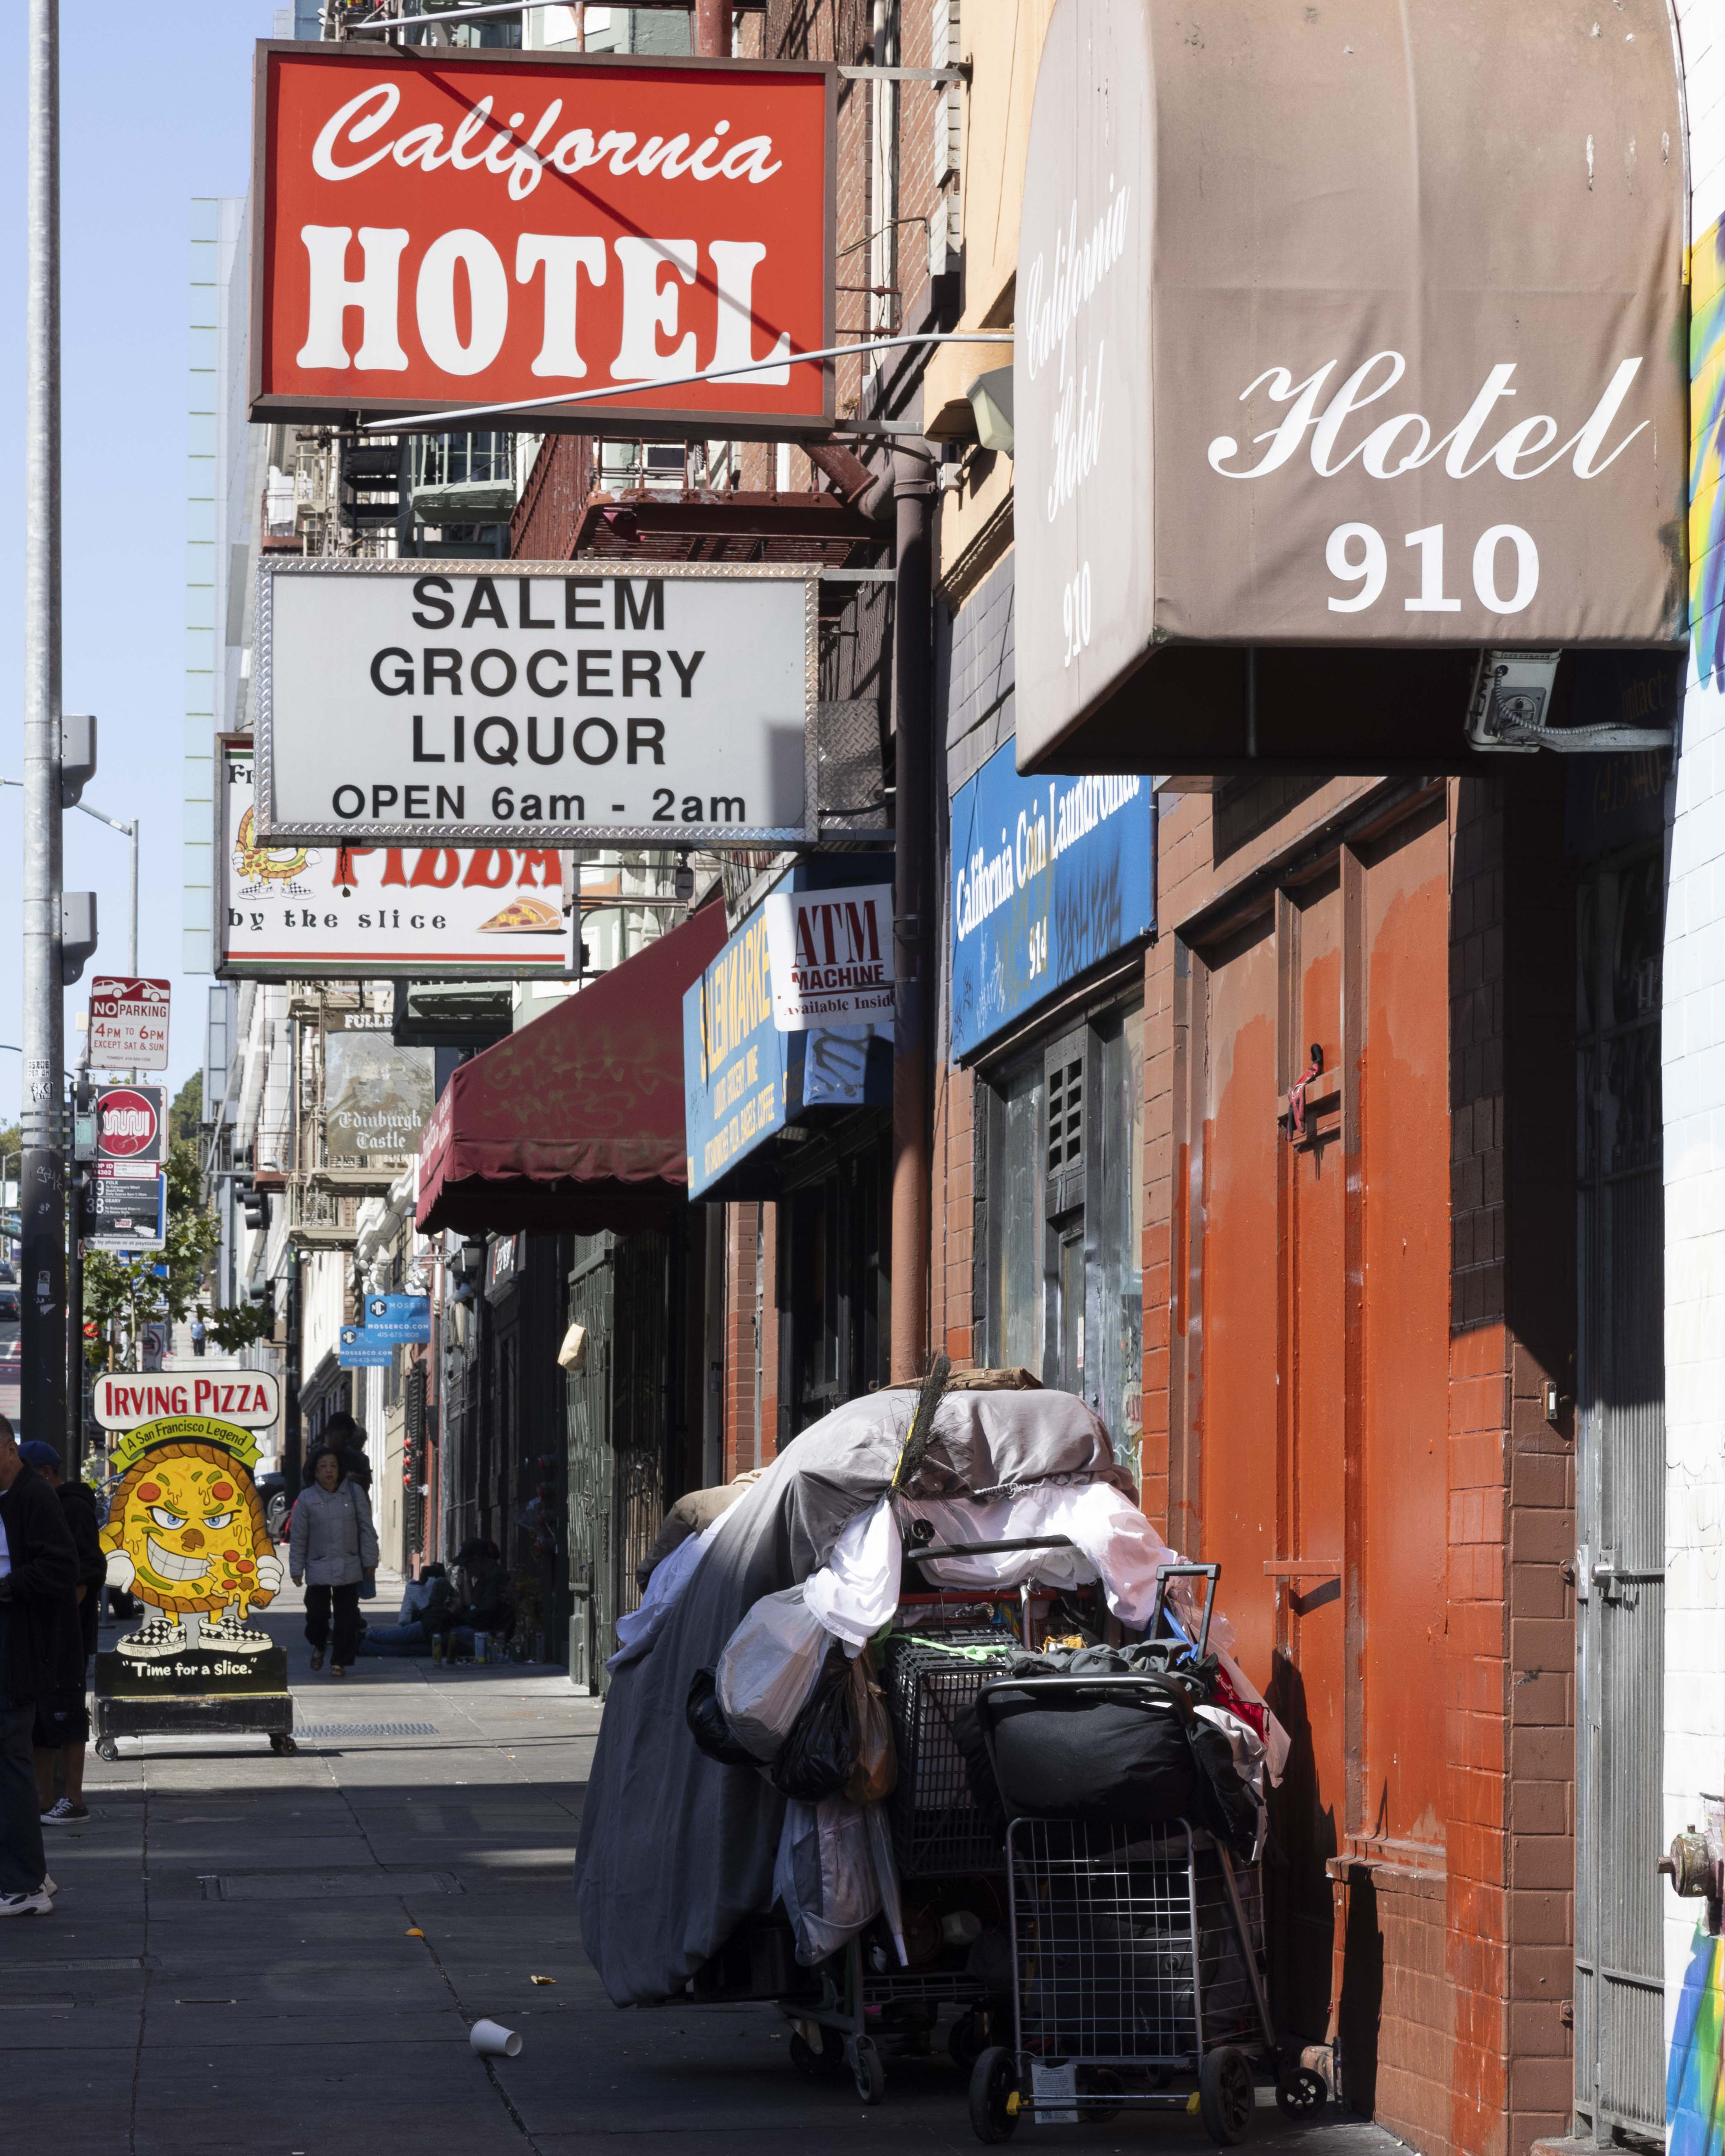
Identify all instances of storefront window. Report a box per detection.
[986,1061,1046,1373]
[982,999,1145,1470]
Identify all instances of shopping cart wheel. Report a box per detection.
[852,2034,885,2105]
[1077,2066,1124,2122]
[949,2010,987,2070]
[790,2025,845,2083]
[968,2047,1020,2143]
[1198,2047,1256,2146]
[269,1733,298,1756]
[1274,2067,1328,2119]
[95,1738,120,1764]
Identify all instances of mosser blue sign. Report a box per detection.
[684,860,893,1201]
[362,1293,430,1344]
[950,742,1155,1060]
[338,1325,394,1369]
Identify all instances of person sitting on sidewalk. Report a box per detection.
[18,1443,102,1826]
[356,1564,454,1657]
[436,1540,515,1660]
[0,1418,79,1916]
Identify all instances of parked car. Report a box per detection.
[255,1469,291,1543]
[0,1287,20,1323]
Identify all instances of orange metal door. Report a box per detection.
[1181,801,1452,2050]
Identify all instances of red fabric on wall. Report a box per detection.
[416,900,726,1237]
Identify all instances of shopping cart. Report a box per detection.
[968,1815,1301,2143]
[779,1608,1020,2103]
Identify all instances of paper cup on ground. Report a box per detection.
[470,2019,522,2059]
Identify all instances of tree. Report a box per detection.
[168,1072,201,1145]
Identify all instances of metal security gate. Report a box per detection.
[1575,849,1667,2145]
[563,1232,672,1695]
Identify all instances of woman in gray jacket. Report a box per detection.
[288,1447,379,1676]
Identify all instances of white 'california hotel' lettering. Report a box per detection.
[294,81,792,383]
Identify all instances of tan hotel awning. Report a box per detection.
[1011,0,1688,775]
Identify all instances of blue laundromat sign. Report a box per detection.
[949,739,1156,1060]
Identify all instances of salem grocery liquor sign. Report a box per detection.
[255,561,815,849]
[251,42,833,432]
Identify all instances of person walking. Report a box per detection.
[309,1410,372,1493]
[288,1447,378,1677]
[18,1443,102,1825]
[0,1418,79,1915]
[189,1312,207,1359]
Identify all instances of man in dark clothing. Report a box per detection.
[440,1538,515,1653]
[19,1443,102,1824]
[0,1417,80,1914]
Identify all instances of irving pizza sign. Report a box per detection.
[251,42,834,433]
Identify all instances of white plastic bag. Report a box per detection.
[773,1794,883,1965]
[716,1585,831,1761]
[802,1498,902,1650]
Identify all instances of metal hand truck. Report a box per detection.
[968,1816,1311,2143]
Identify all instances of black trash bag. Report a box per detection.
[953,1700,1008,1836]
[686,1666,758,1767]
[1186,1716,1261,1859]
[770,1641,859,1802]
[979,1671,1200,1828]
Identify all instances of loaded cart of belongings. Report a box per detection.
[963,1564,1323,2145]
[774,1591,1027,2099]
[571,1360,1293,2117]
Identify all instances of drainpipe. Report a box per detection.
[890,443,935,1380]
[694,0,732,57]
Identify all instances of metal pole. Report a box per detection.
[888,444,934,1381]
[128,818,138,975]
[23,0,66,1442]
[694,0,733,56]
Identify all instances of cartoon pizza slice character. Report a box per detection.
[100,1418,283,1661]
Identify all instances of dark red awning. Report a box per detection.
[416,902,726,1238]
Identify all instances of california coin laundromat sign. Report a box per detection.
[1012,0,1688,771]
[257,559,817,848]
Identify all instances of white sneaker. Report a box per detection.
[0,1889,52,1916]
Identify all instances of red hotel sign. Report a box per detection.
[251,43,835,433]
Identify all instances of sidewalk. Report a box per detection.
[1,1584,1408,2156]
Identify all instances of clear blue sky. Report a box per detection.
[0,4,275,1127]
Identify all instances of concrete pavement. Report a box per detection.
[3,1581,1408,2156]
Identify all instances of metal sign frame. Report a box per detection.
[248,40,837,440]
[256,557,821,850]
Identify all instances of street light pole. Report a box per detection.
[23,0,66,1442]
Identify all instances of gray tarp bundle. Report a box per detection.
[573,1385,1133,2006]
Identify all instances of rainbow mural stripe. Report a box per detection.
[1670,1922,1725,2156]
[1691,216,1725,686]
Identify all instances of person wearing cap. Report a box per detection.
[19,1443,103,1825]
[0,1417,79,1916]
